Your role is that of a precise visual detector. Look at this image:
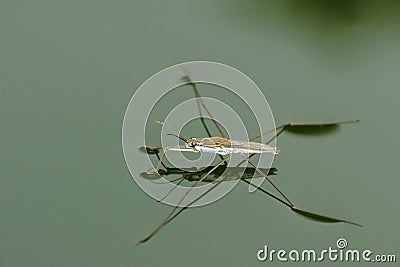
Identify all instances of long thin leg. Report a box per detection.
[181,71,226,139]
[160,166,293,224]
[165,172,229,224]
[239,178,292,209]
[154,150,168,170]
[238,120,360,165]
[166,169,295,225]
[239,152,294,206]
[157,177,185,203]
[248,120,360,142]
[238,152,362,227]
[136,154,231,246]
[144,145,194,174]
[154,152,166,173]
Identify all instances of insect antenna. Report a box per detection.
[166,133,187,143]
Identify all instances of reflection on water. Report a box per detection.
[140,165,278,183]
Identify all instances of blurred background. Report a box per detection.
[1,0,399,266]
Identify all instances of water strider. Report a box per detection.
[136,75,362,246]
[158,131,280,155]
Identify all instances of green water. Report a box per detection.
[1,1,399,266]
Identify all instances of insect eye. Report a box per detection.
[191,142,196,147]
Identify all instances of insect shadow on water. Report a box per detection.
[136,74,362,246]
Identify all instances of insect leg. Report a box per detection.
[157,177,185,203]
[241,120,360,163]
[136,154,231,246]
[238,152,362,227]
[238,152,294,206]
[181,72,226,139]
[248,120,360,143]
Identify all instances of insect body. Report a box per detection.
[184,137,280,155]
